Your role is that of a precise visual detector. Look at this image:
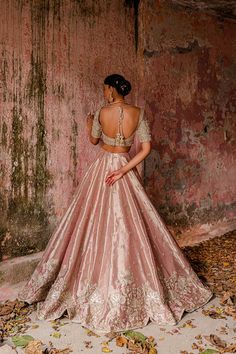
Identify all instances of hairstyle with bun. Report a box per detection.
[104,74,132,96]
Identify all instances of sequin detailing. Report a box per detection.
[91,106,152,146]
[91,109,102,138]
[18,258,60,302]
[19,259,212,333]
[135,109,152,143]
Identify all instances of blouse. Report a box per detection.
[91,106,151,146]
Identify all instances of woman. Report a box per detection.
[18,74,213,335]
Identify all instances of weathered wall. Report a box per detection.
[0,0,138,260]
[0,0,236,260]
[139,0,236,231]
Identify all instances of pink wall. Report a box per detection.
[138,0,236,231]
[0,0,235,260]
[0,0,138,260]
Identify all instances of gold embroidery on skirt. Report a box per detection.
[19,260,212,332]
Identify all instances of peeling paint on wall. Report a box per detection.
[140,0,236,230]
[0,0,137,260]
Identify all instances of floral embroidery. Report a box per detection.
[164,270,213,317]
[136,109,152,143]
[19,265,212,333]
[18,258,59,302]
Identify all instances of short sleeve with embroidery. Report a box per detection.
[91,108,102,138]
[136,108,152,143]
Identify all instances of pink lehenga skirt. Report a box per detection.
[18,148,213,334]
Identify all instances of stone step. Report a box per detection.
[0,251,42,287]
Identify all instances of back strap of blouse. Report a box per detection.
[91,105,150,146]
[114,107,126,145]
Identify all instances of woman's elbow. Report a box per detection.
[141,141,152,156]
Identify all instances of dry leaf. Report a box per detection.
[101,347,113,353]
[116,336,128,347]
[30,324,39,330]
[51,331,61,339]
[223,343,236,353]
[147,336,155,342]
[191,342,198,349]
[149,348,158,354]
[24,340,44,354]
[85,328,100,337]
[204,334,227,349]
[83,340,93,349]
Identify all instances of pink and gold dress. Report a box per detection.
[18,106,213,334]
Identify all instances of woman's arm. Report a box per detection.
[105,141,151,186]
[86,113,100,145]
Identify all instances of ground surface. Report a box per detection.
[0,231,235,354]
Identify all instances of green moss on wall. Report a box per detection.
[0,0,54,261]
[1,122,7,147]
[0,49,8,102]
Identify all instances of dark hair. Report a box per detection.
[104,74,132,96]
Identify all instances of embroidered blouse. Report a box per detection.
[91,106,151,146]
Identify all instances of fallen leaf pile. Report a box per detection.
[102,329,158,353]
[203,333,236,353]
[0,303,73,353]
[183,229,236,296]
[6,334,73,353]
[202,290,236,322]
[0,299,34,340]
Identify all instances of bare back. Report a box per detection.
[99,104,141,152]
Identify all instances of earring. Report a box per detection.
[109,93,114,103]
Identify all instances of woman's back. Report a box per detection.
[91,103,151,153]
[99,104,141,140]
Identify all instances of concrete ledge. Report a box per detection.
[178,218,236,248]
[0,251,42,286]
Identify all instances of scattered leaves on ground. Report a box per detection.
[103,329,158,353]
[183,230,236,296]
[0,299,34,340]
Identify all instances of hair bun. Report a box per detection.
[104,74,132,96]
[119,80,131,96]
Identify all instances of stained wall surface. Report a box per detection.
[139,0,236,230]
[0,0,138,260]
[0,0,235,260]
